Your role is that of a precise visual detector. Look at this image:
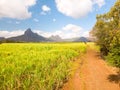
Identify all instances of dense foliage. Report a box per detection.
[0,43,86,90]
[91,0,120,68]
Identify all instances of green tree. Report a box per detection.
[91,0,120,69]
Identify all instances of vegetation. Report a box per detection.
[0,43,86,90]
[91,0,120,69]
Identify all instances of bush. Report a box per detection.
[106,46,120,68]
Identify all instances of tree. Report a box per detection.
[91,0,120,69]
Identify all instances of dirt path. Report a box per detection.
[62,46,120,90]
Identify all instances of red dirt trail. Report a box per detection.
[62,47,120,90]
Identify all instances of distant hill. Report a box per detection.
[7,28,49,42]
[0,37,5,41]
[63,37,89,42]
[49,35,62,41]
[3,28,90,42]
[74,37,89,42]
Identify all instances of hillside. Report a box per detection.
[4,28,89,42]
[7,28,49,42]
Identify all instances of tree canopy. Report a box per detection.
[91,0,120,68]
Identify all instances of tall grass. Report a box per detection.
[0,43,86,90]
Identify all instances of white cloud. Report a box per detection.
[0,30,24,38]
[34,30,61,38]
[63,24,82,33]
[42,5,51,12]
[0,0,36,19]
[41,5,51,15]
[33,18,39,22]
[92,0,105,8]
[0,24,89,39]
[82,31,89,37]
[55,0,105,18]
[35,24,88,39]
[55,0,92,18]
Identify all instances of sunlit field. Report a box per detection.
[0,43,86,90]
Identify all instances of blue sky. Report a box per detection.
[0,0,116,39]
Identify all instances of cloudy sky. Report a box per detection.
[0,0,116,39]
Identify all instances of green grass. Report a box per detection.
[0,43,86,90]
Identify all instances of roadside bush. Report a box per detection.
[106,46,120,68]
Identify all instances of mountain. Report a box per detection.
[5,28,90,42]
[49,35,62,41]
[7,28,49,42]
[63,37,89,42]
[0,37,5,41]
[74,37,89,42]
[63,38,77,42]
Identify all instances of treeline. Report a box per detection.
[91,0,120,69]
[0,40,24,43]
